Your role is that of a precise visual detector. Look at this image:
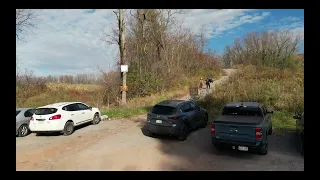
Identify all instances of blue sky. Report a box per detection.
[16,9,304,76]
[207,9,304,54]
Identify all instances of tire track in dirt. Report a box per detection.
[16,120,135,170]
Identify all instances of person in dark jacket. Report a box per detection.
[206,77,213,89]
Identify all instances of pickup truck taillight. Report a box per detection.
[255,127,262,139]
[211,124,215,135]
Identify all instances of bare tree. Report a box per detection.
[197,25,208,53]
[102,9,222,102]
[117,9,127,105]
[16,9,39,41]
[222,29,301,69]
[101,9,127,105]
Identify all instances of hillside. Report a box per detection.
[199,65,304,133]
[16,70,222,110]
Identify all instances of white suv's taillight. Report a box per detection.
[49,114,61,120]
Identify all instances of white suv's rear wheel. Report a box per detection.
[63,122,74,136]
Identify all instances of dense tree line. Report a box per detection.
[119,9,222,97]
[16,70,103,85]
[222,30,302,69]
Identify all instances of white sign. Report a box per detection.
[121,65,128,72]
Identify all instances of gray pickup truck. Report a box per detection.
[211,102,273,155]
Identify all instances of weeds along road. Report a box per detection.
[16,69,304,171]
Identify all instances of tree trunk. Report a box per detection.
[119,9,126,105]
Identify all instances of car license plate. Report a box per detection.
[238,146,248,151]
[39,121,44,124]
[156,120,162,124]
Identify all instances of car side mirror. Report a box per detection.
[89,107,92,110]
[293,112,302,119]
[293,114,301,119]
[267,110,273,114]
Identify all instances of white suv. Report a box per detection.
[29,102,101,136]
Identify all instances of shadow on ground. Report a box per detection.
[34,122,93,136]
[138,116,304,171]
[131,93,303,171]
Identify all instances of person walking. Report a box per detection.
[199,78,204,89]
[206,77,212,89]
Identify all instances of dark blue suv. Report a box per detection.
[145,100,208,141]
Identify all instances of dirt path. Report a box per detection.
[178,68,237,100]
[16,69,304,171]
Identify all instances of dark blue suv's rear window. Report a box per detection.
[151,105,176,115]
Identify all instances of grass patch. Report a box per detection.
[46,83,102,92]
[272,111,296,133]
[198,65,303,133]
[102,107,149,119]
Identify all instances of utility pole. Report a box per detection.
[119,9,127,105]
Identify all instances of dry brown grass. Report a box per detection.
[17,82,103,108]
[46,83,103,92]
[17,82,189,110]
[198,65,304,132]
[17,69,219,119]
[202,65,303,112]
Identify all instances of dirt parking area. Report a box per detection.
[16,116,304,171]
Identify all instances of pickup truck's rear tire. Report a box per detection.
[300,135,304,156]
[213,143,223,150]
[268,126,273,135]
[259,144,268,155]
[259,137,268,155]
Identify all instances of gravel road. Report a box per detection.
[16,118,304,171]
[16,69,304,171]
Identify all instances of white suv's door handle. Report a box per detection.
[71,114,74,116]
[82,112,85,114]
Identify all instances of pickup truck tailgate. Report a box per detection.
[214,122,257,143]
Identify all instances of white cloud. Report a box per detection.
[280,16,301,22]
[16,9,118,76]
[262,15,304,41]
[291,27,304,41]
[175,9,270,38]
[16,9,283,76]
[261,12,271,17]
